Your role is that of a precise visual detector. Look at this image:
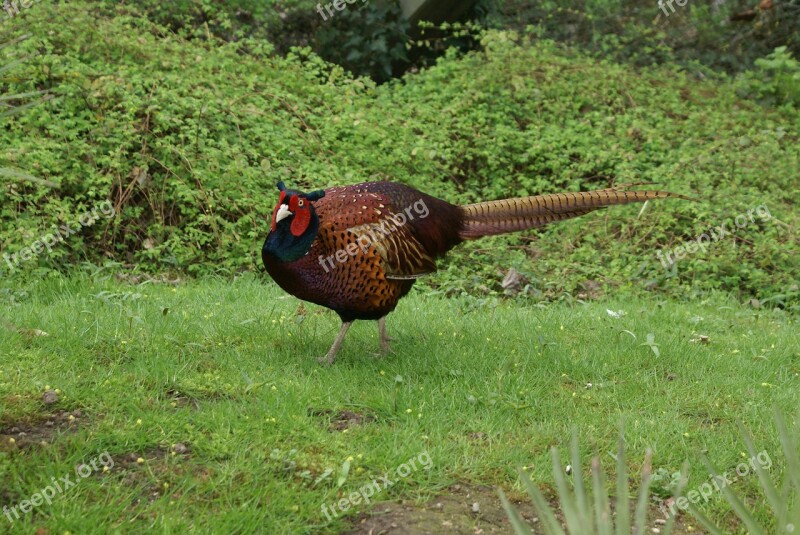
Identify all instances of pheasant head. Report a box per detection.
[263,181,325,262]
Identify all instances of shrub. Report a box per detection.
[1,3,797,308]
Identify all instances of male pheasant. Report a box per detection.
[262,181,686,364]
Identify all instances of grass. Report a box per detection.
[0,273,798,533]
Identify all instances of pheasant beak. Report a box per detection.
[275,204,292,224]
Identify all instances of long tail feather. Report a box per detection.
[459,185,690,239]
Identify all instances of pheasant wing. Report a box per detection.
[347,220,437,280]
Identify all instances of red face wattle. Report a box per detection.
[288,195,311,237]
[271,192,312,237]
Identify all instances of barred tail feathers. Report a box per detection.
[458,186,689,239]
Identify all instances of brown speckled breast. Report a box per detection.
[264,182,463,322]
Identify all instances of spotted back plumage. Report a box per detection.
[262,181,462,322]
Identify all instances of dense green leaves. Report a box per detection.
[0,2,797,307]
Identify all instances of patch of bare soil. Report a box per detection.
[0,409,84,450]
[345,484,539,535]
[112,443,192,506]
[309,408,376,432]
[345,483,705,535]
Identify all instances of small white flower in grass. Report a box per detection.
[565,464,572,475]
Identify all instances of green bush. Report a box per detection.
[483,0,800,76]
[0,2,798,308]
[738,46,800,107]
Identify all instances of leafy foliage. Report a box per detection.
[314,2,410,83]
[483,0,800,77]
[0,2,798,308]
[737,46,800,107]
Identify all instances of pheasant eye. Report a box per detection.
[298,199,305,207]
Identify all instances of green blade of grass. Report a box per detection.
[615,430,630,535]
[662,460,690,535]
[632,449,653,535]
[569,428,591,530]
[738,420,786,526]
[686,503,730,535]
[700,456,765,535]
[592,456,613,535]
[498,487,535,535]
[552,447,587,534]
[519,470,566,535]
[774,409,800,492]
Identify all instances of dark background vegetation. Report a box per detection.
[1,0,798,306]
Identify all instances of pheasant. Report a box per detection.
[262,180,687,364]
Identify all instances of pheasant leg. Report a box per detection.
[318,321,352,366]
[378,316,395,355]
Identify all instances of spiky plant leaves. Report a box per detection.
[568,431,591,532]
[497,487,536,535]
[520,469,566,535]
[551,445,588,533]
[632,449,653,535]
[738,421,785,526]
[614,431,630,535]
[688,408,800,534]
[499,427,686,535]
[662,461,691,535]
[591,457,613,535]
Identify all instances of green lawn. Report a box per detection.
[0,274,797,533]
